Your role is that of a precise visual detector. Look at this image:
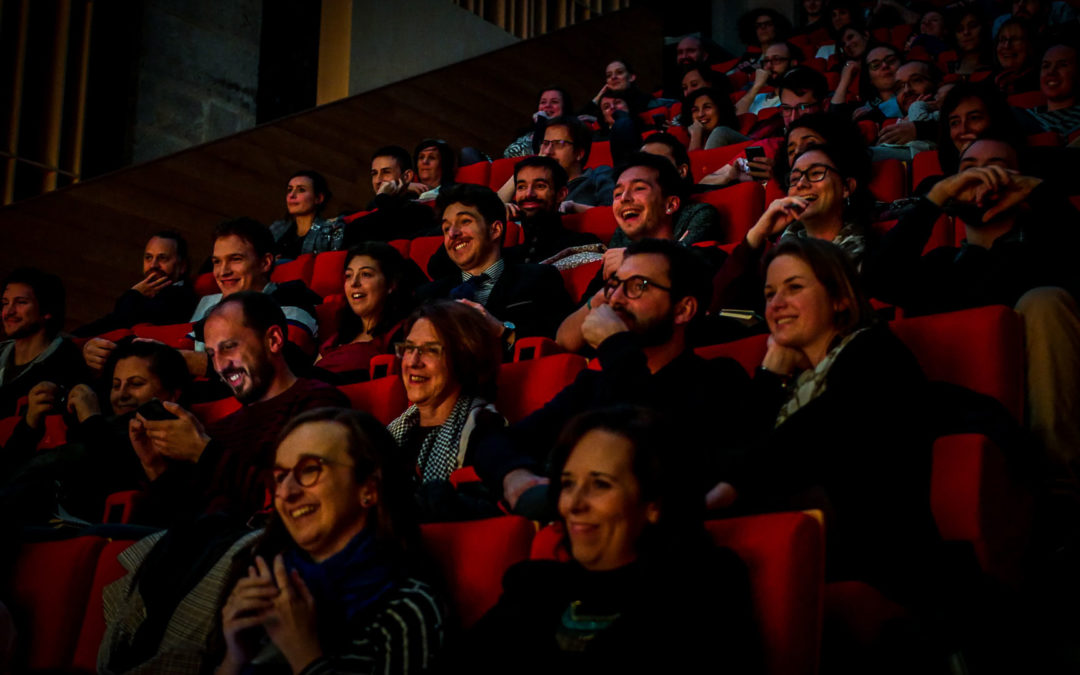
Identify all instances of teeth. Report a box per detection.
[290,505,316,518]
[453,242,468,250]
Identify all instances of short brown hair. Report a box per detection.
[402,300,502,400]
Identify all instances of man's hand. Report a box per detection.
[746,196,809,249]
[601,247,626,281]
[558,200,590,214]
[456,299,505,338]
[581,303,629,349]
[132,271,172,298]
[705,481,738,510]
[83,337,117,374]
[752,68,770,88]
[136,400,210,463]
[25,382,60,430]
[376,178,405,196]
[503,468,550,510]
[927,165,1042,221]
[877,121,916,145]
[66,384,102,424]
[264,555,322,673]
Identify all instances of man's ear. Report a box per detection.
[489,219,505,244]
[402,169,415,184]
[574,148,586,166]
[677,164,690,179]
[645,501,661,524]
[842,177,856,200]
[265,324,286,355]
[258,253,274,278]
[556,186,569,202]
[673,295,697,326]
[663,195,681,216]
[629,73,638,85]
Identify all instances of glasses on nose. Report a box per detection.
[997,36,1026,45]
[394,341,444,359]
[894,76,929,93]
[788,164,836,185]
[603,274,672,299]
[868,55,900,71]
[780,102,818,115]
[269,456,353,489]
[762,56,790,65]
[540,139,574,150]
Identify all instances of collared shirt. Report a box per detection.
[461,258,505,306]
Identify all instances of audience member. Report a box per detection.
[0,268,87,417]
[733,8,792,74]
[837,25,871,63]
[639,132,693,185]
[269,170,345,259]
[131,291,348,524]
[388,300,505,518]
[676,35,710,67]
[947,7,994,76]
[904,9,951,56]
[315,242,418,382]
[828,0,862,34]
[863,137,1080,471]
[504,86,574,158]
[480,239,754,514]
[417,183,573,344]
[72,231,197,337]
[735,41,803,116]
[411,138,456,200]
[343,146,437,245]
[797,0,828,36]
[845,44,904,120]
[872,60,943,157]
[684,87,747,151]
[531,115,615,212]
[994,18,1041,95]
[586,59,662,120]
[932,82,1024,181]
[594,89,646,165]
[505,156,600,264]
[1019,43,1080,137]
[457,405,760,672]
[679,64,723,99]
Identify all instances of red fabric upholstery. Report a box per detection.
[857,120,878,146]
[0,415,19,447]
[271,253,314,285]
[690,181,766,244]
[309,250,349,297]
[512,336,564,361]
[584,140,613,169]
[737,112,758,135]
[689,140,757,182]
[891,305,1025,420]
[368,353,399,379]
[488,157,520,192]
[338,376,408,425]
[71,539,137,672]
[503,219,523,247]
[102,490,143,524]
[1027,131,1064,147]
[912,150,942,187]
[191,396,243,425]
[131,322,195,349]
[454,161,492,186]
[12,536,107,671]
[408,236,445,280]
[316,293,345,343]
[868,159,907,202]
[496,353,588,423]
[696,334,769,376]
[1007,90,1047,108]
[72,327,133,350]
[420,516,535,628]
[38,414,68,450]
[558,259,602,302]
[387,238,411,257]
[562,206,617,243]
[194,272,217,297]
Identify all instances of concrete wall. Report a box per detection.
[348,0,519,95]
[132,0,262,163]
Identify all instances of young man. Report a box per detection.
[505,156,600,264]
[416,183,574,344]
[735,42,802,116]
[343,145,437,244]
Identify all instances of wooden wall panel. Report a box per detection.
[0,7,661,329]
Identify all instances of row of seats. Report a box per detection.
[10,510,824,675]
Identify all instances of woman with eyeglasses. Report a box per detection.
[994,18,1040,95]
[214,407,446,675]
[387,300,506,517]
[848,44,904,120]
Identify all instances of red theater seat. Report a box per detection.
[689,140,757,182]
[309,250,349,297]
[454,161,492,186]
[131,322,195,349]
[696,334,769,376]
[563,205,617,242]
[271,253,314,286]
[585,140,613,169]
[339,376,408,425]
[316,293,345,342]
[691,181,766,244]
[496,353,588,423]
[559,260,602,301]
[191,396,243,425]
[194,272,217,297]
[71,539,138,672]
[1007,90,1047,109]
[489,157,520,192]
[420,516,535,628]
[868,159,907,202]
[408,236,445,280]
[912,150,942,187]
[12,536,107,671]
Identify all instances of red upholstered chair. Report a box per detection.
[71,327,133,350]
[757,105,781,120]
[0,415,19,446]
[191,396,243,425]
[912,150,943,187]
[503,219,523,247]
[668,125,691,147]
[1027,131,1065,147]
[569,206,618,242]
[420,516,535,628]
[559,259,602,302]
[488,157,520,192]
[690,181,766,244]
[512,336,564,361]
[454,161,492,186]
[339,376,408,425]
[131,322,195,349]
[270,253,315,286]
[868,159,908,202]
[316,293,345,342]
[1007,90,1047,109]
[71,539,138,672]
[387,238,410,257]
[737,112,758,135]
[408,236,445,280]
[891,305,1025,420]
[496,353,588,423]
[857,120,878,145]
[585,140,613,169]
[38,414,68,450]
[309,250,349,297]
[368,353,399,379]
[689,140,757,182]
[194,272,218,297]
[530,512,825,675]
[695,334,769,376]
[12,536,107,671]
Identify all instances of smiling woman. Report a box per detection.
[268,170,345,260]
[452,406,761,672]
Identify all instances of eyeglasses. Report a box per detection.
[603,274,672,299]
[270,456,354,489]
[394,341,444,359]
[894,75,930,93]
[540,139,574,150]
[788,164,837,184]
[867,55,900,71]
[997,35,1026,45]
[779,102,819,115]
[756,19,775,28]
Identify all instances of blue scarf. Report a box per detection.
[282,528,397,625]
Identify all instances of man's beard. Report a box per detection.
[617,305,677,347]
[4,318,45,340]
[223,352,276,404]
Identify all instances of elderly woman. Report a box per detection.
[994,18,1040,95]
[731,238,943,610]
[317,243,418,382]
[456,406,760,672]
[387,300,504,489]
[683,87,748,151]
[216,408,444,674]
[504,87,574,158]
[269,170,345,259]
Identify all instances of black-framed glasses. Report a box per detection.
[788,164,837,185]
[603,275,672,299]
[540,139,574,149]
[761,56,791,65]
[394,342,444,359]
[779,102,819,115]
[270,456,354,489]
[868,55,900,71]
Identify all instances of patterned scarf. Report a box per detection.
[775,328,869,428]
[387,395,478,483]
[781,220,868,268]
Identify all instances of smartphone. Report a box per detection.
[137,399,178,421]
[745,146,766,162]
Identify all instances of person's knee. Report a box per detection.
[1014,286,1078,321]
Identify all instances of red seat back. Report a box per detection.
[565,205,618,243]
[496,353,588,423]
[690,181,766,244]
[71,539,137,672]
[1007,90,1047,109]
[270,253,315,285]
[488,157,521,192]
[868,159,907,202]
[131,322,195,349]
[912,150,943,187]
[316,294,345,343]
[420,516,535,628]
[12,536,107,671]
[558,260,602,302]
[194,272,217,297]
[584,140,613,169]
[309,250,349,297]
[190,396,243,425]
[689,140,757,182]
[338,376,408,425]
[695,334,769,376]
[408,236,445,280]
[454,161,492,186]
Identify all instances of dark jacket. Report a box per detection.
[73,282,198,337]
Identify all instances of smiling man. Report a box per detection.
[506,156,600,264]
[416,183,573,345]
[133,291,347,523]
[343,146,436,245]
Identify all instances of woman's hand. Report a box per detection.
[65,384,101,424]
[219,557,278,672]
[762,335,810,376]
[264,554,323,673]
[129,416,167,481]
[746,196,808,249]
[592,83,609,105]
